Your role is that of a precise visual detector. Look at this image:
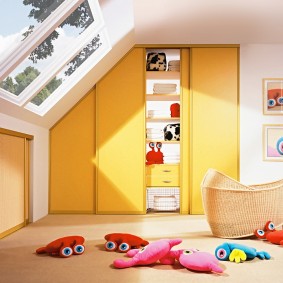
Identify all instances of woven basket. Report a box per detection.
[201,169,283,238]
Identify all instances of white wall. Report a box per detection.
[240,44,283,184]
[0,113,49,222]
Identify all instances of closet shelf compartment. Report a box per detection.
[146,94,180,101]
[146,117,180,122]
[146,139,180,144]
[146,71,180,80]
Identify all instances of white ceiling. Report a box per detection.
[2,0,283,129]
[133,0,283,44]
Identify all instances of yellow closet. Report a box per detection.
[49,45,238,215]
[189,47,239,214]
[96,48,145,214]
[0,129,32,238]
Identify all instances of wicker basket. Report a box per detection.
[201,169,283,238]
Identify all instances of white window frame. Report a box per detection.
[0,0,110,115]
[25,28,111,116]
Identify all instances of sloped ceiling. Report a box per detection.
[2,0,283,129]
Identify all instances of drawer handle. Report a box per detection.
[163,180,172,183]
[163,170,171,172]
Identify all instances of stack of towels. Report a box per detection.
[147,109,170,118]
[153,83,177,94]
[163,152,180,164]
[168,60,180,71]
[146,128,164,140]
[153,195,177,211]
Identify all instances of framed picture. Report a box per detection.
[263,124,283,161]
[263,78,283,114]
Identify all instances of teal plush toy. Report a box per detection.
[215,243,271,263]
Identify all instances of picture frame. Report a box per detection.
[263,124,283,161]
[263,78,283,115]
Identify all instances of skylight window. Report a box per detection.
[0,0,111,116]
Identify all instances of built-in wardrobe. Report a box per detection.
[49,45,239,215]
[0,128,32,239]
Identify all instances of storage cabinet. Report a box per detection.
[96,48,145,214]
[49,45,238,216]
[145,49,183,213]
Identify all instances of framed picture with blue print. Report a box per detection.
[263,78,283,115]
[263,124,283,161]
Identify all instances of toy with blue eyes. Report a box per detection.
[276,137,283,155]
[36,236,85,258]
[215,243,270,263]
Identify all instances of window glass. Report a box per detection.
[30,33,103,106]
[0,0,65,57]
[0,0,94,96]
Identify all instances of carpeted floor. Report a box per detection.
[0,214,282,283]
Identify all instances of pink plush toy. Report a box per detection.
[113,238,182,268]
[171,249,224,273]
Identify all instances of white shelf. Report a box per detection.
[146,94,180,101]
[146,139,180,144]
[146,117,180,122]
[146,71,180,80]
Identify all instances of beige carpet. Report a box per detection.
[0,214,282,283]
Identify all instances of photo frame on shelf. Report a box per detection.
[263,78,283,115]
[263,124,283,161]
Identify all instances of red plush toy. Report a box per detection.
[36,235,85,258]
[254,220,283,245]
[104,233,149,252]
[267,89,283,108]
[170,103,180,117]
[146,142,164,165]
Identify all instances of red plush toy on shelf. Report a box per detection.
[36,235,85,258]
[170,103,180,117]
[146,142,164,165]
[104,233,149,253]
[254,220,283,245]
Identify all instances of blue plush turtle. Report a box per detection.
[215,243,271,263]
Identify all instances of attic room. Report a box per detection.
[1,0,283,282]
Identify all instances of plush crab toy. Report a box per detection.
[267,89,283,108]
[36,235,85,258]
[254,220,283,245]
[215,242,270,263]
[146,142,164,165]
[104,233,149,253]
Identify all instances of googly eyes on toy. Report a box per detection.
[156,142,162,149]
[73,244,85,255]
[277,96,283,105]
[268,99,276,108]
[183,250,193,255]
[276,137,283,155]
[60,246,73,257]
[118,243,130,252]
[149,142,155,148]
[265,221,275,231]
[215,248,228,260]
[105,241,117,251]
[255,229,266,239]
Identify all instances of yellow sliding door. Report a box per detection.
[49,90,96,213]
[190,47,239,214]
[0,129,32,238]
[96,48,145,214]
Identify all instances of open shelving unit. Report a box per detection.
[145,48,181,213]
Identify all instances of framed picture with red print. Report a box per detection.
[263,78,283,115]
[263,124,283,161]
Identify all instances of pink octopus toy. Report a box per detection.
[113,239,223,273]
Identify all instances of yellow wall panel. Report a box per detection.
[0,134,25,237]
[96,48,145,214]
[190,47,238,214]
[50,90,96,213]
